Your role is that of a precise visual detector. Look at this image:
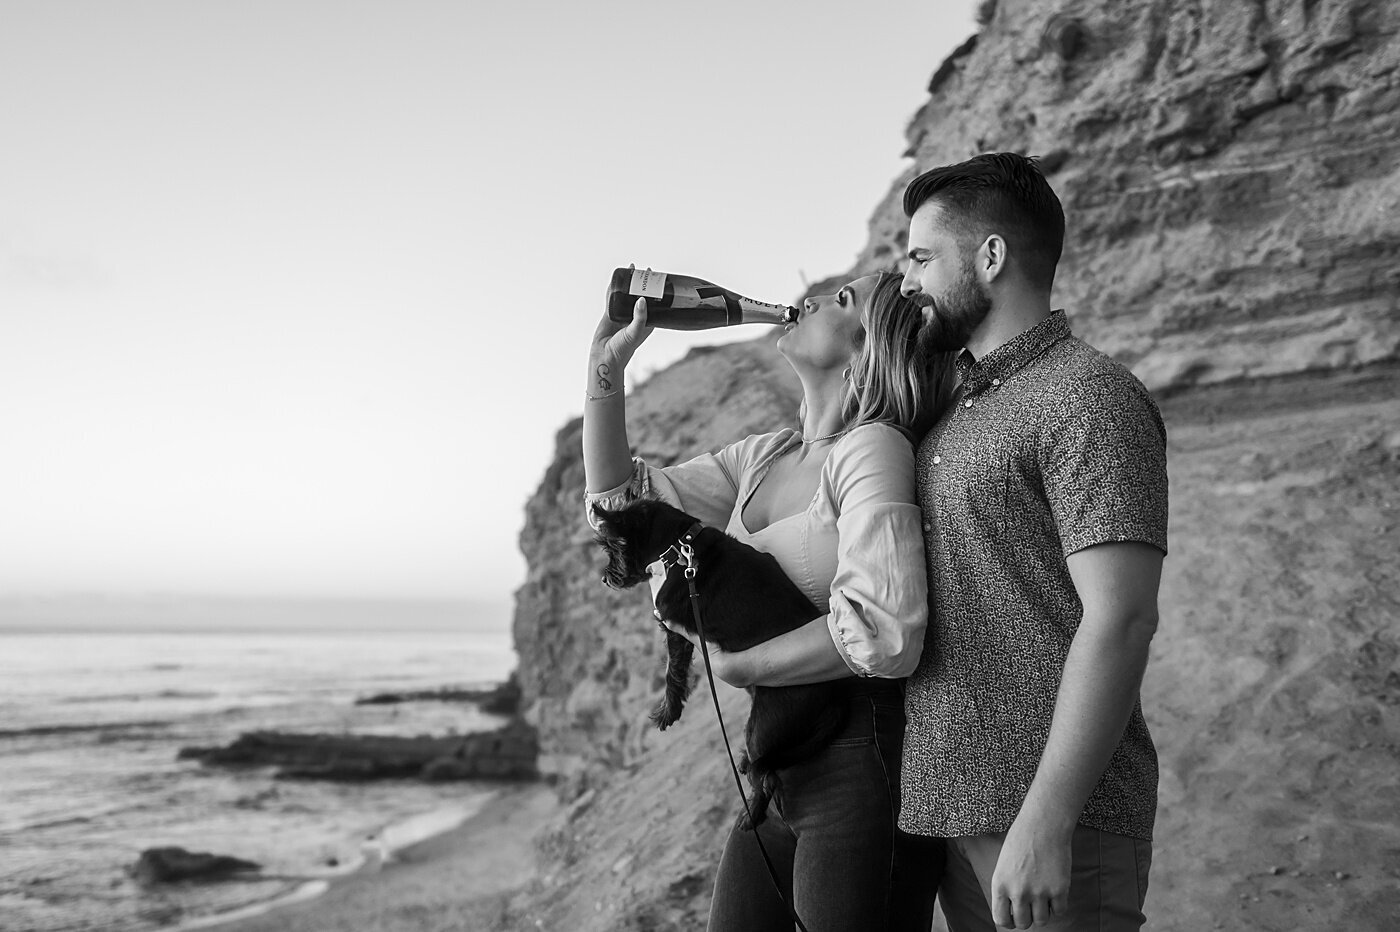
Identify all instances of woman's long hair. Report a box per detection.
[840,271,958,440]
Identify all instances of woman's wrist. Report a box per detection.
[714,645,758,688]
[586,387,622,401]
[586,355,625,400]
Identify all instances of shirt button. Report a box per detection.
[932,455,941,464]
[922,521,932,531]
[963,399,973,408]
[992,378,1001,386]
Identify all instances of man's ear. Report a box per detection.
[978,234,1008,284]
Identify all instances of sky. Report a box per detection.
[0,0,979,614]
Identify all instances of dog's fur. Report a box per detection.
[592,498,849,828]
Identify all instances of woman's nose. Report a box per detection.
[803,297,817,314]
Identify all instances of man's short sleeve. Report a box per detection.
[1041,372,1169,556]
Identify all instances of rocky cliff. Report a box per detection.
[509,0,1400,928]
[868,0,1400,392]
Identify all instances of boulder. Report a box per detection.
[131,847,260,885]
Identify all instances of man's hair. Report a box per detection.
[902,152,1065,290]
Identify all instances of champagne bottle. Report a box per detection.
[606,267,799,331]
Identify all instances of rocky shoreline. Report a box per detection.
[177,719,539,782]
[176,675,539,782]
[353,671,523,716]
[126,676,543,926]
[197,785,559,932]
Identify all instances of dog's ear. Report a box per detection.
[591,501,648,541]
[589,503,620,536]
[592,503,650,590]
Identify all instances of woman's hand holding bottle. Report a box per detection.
[588,295,652,399]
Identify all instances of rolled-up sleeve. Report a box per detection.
[584,432,788,532]
[824,424,929,678]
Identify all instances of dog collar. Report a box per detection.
[659,521,705,577]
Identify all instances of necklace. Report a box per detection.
[800,428,845,445]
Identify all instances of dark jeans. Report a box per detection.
[708,681,944,932]
[939,828,1152,931]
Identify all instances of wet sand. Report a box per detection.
[201,783,557,932]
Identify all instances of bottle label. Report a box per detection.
[738,296,796,313]
[629,267,667,299]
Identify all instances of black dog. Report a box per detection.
[592,498,849,828]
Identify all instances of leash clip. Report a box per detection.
[680,541,697,579]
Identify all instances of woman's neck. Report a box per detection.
[797,370,847,441]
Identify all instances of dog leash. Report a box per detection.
[671,527,811,932]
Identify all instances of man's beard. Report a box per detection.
[912,263,992,352]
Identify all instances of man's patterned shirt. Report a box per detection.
[900,310,1169,841]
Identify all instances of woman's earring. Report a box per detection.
[842,366,852,381]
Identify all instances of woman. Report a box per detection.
[582,271,953,931]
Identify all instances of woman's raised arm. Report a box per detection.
[583,296,652,494]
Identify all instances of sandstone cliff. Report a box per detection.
[870,0,1400,393]
[510,1,1400,928]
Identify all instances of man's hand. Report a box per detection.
[988,540,1163,928]
[990,815,1072,928]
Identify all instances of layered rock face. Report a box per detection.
[509,1,1400,929]
[866,0,1400,392]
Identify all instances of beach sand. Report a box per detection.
[203,783,558,932]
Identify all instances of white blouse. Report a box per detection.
[584,422,929,678]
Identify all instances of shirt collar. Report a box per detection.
[956,310,1071,394]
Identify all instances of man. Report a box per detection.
[897,152,1168,931]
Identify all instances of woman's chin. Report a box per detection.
[777,341,810,371]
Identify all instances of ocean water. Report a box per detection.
[0,622,517,932]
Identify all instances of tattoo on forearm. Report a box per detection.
[595,363,613,392]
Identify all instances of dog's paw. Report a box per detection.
[649,699,683,730]
[738,794,771,831]
[737,767,777,830]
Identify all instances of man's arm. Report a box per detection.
[990,541,1163,929]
